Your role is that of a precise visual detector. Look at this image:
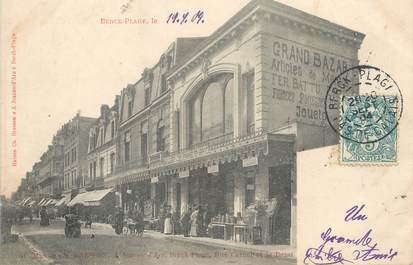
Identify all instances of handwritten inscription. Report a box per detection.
[166,11,205,24]
[344,204,368,222]
[304,204,398,264]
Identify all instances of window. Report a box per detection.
[124,131,131,162]
[144,87,150,106]
[100,127,104,146]
[156,120,166,152]
[73,148,76,163]
[243,72,255,134]
[161,75,167,93]
[141,133,148,162]
[111,120,115,139]
[189,74,234,145]
[141,122,148,162]
[89,163,93,179]
[189,96,201,144]
[128,100,133,118]
[100,157,105,177]
[224,79,234,134]
[245,175,255,206]
[93,161,97,179]
[110,153,115,174]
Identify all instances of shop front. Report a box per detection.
[148,132,295,245]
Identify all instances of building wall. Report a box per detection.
[260,19,361,151]
[170,25,261,151]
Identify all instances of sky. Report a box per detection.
[1,0,412,197]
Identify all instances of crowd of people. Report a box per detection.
[157,204,214,237]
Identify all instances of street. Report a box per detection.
[5,219,295,265]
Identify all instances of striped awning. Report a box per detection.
[68,188,113,207]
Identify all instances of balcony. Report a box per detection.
[108,129,295,184]
[149,128,278,171]
[114,158,148,174]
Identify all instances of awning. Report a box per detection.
[27,200,36,207]
[38,198,48,206]
[67,188,113,207]
[20,197,32,206]
[45,199,57,206]
[55,194,71,207]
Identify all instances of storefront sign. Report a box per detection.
[242,156,258,167]
[178,170,189,178]
[246,184,255,190]
[150,177,159,183]
[207,164,219,174]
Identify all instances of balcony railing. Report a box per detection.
[114,158,148,174]
[112,128,290,177]
[149,128,267,168]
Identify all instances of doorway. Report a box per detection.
[269,165,292,245]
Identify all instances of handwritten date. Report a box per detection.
[167,11,205,24]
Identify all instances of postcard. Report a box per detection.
[1,0,412,265]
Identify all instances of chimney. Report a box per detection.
[100,104,109,120]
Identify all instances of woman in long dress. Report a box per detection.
[190,208,199,237]
[164,211,172,234]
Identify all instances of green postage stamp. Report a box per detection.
[325,65,402,165]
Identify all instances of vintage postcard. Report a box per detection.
[1,0,412,265]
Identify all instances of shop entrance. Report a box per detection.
[269,165,292,244]
[188,168,227,217]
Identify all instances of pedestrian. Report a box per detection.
[171,207,181,235]
[28,206,33,224]
[190,206,199,237]
[163,206,172,235]
[180,206,191,237]
[40,206,50,226]
[158,202,167,233]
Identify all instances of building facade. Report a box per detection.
[12,0,364,247]
[106,38,207,218]
[107,0,363,245]
[61,114,96,198]
[36,140,64,198]
[86,99,120,190]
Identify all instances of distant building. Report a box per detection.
[36,139,64,198]
[61,114,96,198]
[86,98,120,190]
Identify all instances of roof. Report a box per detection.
[168,0,365,78]
[68,188,113,207]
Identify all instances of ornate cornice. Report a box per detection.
[167,1,364,83]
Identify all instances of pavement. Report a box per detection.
[92,222,295,259]
[4,218,296,265]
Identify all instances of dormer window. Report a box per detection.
[127,100,133,118]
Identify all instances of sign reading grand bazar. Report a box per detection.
[13,0,364,247]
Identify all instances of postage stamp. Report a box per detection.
[340,95,398,164]
[324,65,403,165]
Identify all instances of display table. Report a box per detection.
[210,223,225,239]
[224,223,234,240]
[233,224,248,244]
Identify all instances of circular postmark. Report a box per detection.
[325,65,403,144]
